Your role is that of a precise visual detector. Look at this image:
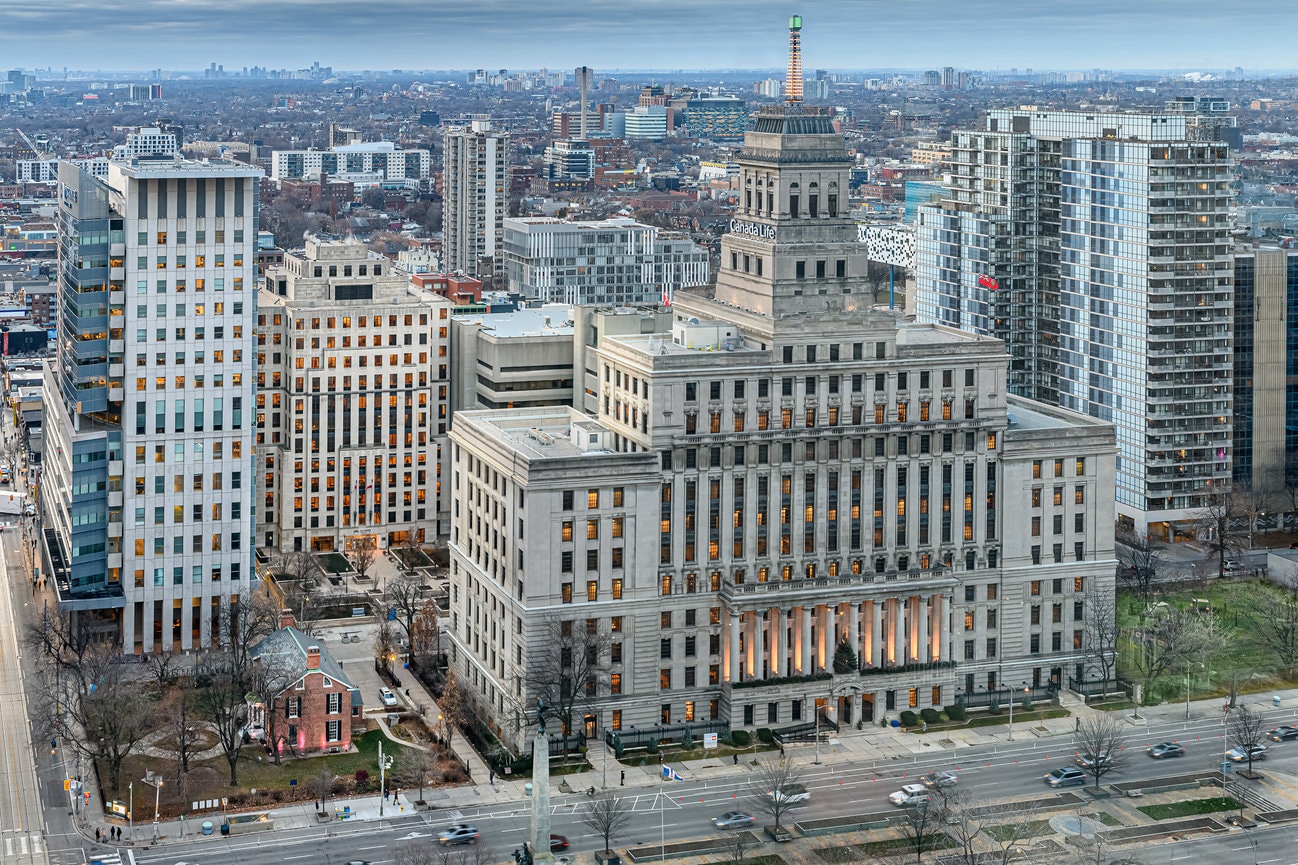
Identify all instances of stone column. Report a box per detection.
[531,729,553,860]
[753,610,766,679]
[871,599,884,667]
[936,594,948,663]
[726,608,740,682]
[918,595,930,663]
[770,608,785,678]
[816,604,829,671]
[122,602,136,656]
[848,602,861,669]
[801,605,814,675]
[891,597,906,665]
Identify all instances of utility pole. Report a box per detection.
[379,740,385,817]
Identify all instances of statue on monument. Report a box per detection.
[536,697,547,735]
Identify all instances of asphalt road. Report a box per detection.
[0,526,44,865]
[125,709,1298,865]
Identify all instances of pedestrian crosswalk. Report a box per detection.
[86,854,122,865]
[0,834,42,858]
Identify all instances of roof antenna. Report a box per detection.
[785,15,803,104]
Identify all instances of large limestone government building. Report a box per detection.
[448,89,1117,751]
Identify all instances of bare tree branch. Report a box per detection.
[582,793,634,854]
[1072,713,1127,789]
[746,758,805,832]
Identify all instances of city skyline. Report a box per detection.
[4,0,1296,74]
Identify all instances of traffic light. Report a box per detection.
[83,791,90,805]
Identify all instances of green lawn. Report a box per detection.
[1137,796,1238,820]
[1118,579,1298,704]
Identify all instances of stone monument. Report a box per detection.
[530,698,552,861]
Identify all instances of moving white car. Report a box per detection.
[767,783,810,804]
[888,784,931,807]
[378,687,399,708]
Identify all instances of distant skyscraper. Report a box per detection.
[941,66,956,90]
[915,108,1235,537]
[443,118,509,285]
[47,150,261,654]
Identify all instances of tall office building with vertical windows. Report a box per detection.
[443,117,509,286]
[448,91,1116,751]
[916,109,1234,538]
[45,148,261,654]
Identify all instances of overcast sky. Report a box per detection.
[4,0,1293,73]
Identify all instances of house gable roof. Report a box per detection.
[249,626,359,694]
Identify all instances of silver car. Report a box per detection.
[712,811,754,829]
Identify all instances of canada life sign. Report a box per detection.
[728,219,777,241]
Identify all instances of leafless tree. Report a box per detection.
[1227,705,1269,775]
[1245,585,1298,675]
[388,570,430,647]
[1115,531,1165,607]
[145,649,181,692]
[222,585,287,670]
[726,828,756,865]
[409,598,443,675]
[1081,590,1119,687]
[981,803,1041,865]
[936,788,985,865]
[746,758,805,832]
[1124,607,1208,704]
[397,747,438,805]
[194,652,251,785]
[582,793,634,855]
[44,643,156,795]
[159,681,202,777]
[245,647,302,764]
[1194,482,1251,577]
[271,548,324,636]
[1072,714,1127,789]
[311,768,336,811]
[348,534,379,581]
[896,795,948,865]
[374,618,400,671]
[437,666,463,757]
[524,617,610,752]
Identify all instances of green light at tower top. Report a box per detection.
[789,14,802,31]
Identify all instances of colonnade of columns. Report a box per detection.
[723,593,948,683]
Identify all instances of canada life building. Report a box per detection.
[448,31,1117,750]
[46,145,260,653]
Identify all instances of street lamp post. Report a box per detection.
[1007,683,1028,741]
[152,778,162,842]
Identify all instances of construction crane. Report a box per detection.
[15,127,51,161]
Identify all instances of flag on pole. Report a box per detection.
[662,766,683,781]
[661,288,672,307]
[976,273,999,290]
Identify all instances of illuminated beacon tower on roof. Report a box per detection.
[785,14,803,104]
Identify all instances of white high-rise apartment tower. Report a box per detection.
[916,109,1234,538]
[46,149,261,653]
[443,117,509,286]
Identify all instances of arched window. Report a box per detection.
[788,182,800,219]
[808,181,820,218]
[828,181,839,217]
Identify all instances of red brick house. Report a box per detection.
[249,625,362,755]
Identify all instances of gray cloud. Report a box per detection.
[2,0,1292,71]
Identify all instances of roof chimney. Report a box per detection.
[279,608,296,629]
[306,646,321,670]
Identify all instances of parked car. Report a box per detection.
[1075,751,1115,770]
[549,835,569,851]
[767,783,810,804]
[1043,767,1087,788]
[712,811,755,829]
[888,784,931,807]
[1147,741,1185,759]
[1269,726,1298,742]
[1228,743,1267,762]
[920,771,958,789]
[1222,560,1246,575]
[379,687,399,708]
[437,824,480,846]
